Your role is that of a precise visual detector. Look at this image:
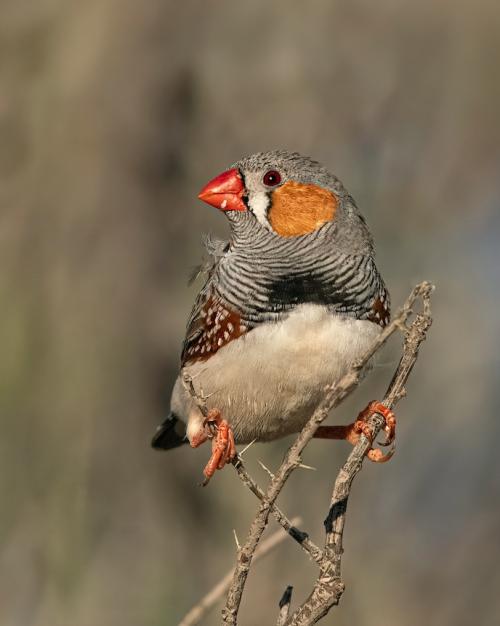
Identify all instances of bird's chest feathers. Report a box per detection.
[183,305,381,441]
[202,306,379,387]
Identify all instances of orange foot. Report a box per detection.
[201,409,236,485]
[314,400,396,463]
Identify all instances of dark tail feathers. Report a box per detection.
[151,413,187,450]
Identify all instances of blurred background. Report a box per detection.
[1,1,499,625]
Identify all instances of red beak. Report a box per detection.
[198,168,247,212]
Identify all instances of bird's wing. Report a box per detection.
[181,283,250,367]
[181,238,250,367]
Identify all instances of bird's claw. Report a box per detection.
[354,400,396,463]
[203,408,221,438]
[201,409,236,485]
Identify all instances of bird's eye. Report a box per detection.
[263,170,282,187]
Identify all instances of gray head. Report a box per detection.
[198,150,373,254]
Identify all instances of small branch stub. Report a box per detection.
[277,586,294,626]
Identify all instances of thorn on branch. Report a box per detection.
[239,439,257,457]
[233,529,241,552]
[258,459,275,480]
[298,463,317,471]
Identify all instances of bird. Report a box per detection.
[152,150,395,482]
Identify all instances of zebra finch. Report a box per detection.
[152,150,395,482]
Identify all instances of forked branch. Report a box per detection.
[182,281,433,626]
[179,519,302,626]
[286,285,433,625]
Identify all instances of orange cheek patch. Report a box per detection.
[268,181,338,237]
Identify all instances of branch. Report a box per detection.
[232,459,324,565]
[178,518,301,626]
[286,285,433,624]
[221,281,434,625]
[182,372,324,565]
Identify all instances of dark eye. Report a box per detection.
[263,170,282,187]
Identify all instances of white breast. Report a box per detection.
[172,305,381,444]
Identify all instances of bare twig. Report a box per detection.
[286,284,433,625]
[182,371,210,418]
[232,457,324,565]
[221,282,434,625]
[178,518,301,626]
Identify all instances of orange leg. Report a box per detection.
[314,401,396,463]
[201,409,236,484]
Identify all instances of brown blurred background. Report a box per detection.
[1,1,499,625]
